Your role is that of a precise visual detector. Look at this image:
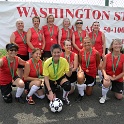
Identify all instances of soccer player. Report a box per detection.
[99,39,124,104]
[0,43,25,103]
[76,37,100,102]
[43,44,72,105]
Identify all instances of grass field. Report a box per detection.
[0,49,7,58]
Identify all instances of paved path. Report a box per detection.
[0,81,124,124]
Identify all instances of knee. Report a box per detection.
[77,74,85,84]
[34,81,41,87]
[18,80,25,88]
[115,94,123,100]
[61,81,71,91]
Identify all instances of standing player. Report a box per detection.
[89,21,106,85]
[99,39,124,104]
[27,16,45,58]
[61,40,78,94]
[58,18,73,51]
[10,18,28,78]
[0,43,25,103]
[72,19,88,54]
[42,15,59,60]
[76,37,100,102]
[43,44,72,105]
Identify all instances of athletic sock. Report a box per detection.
[27,85,40,97]
[77,84,86,96]
[16,87,24,98]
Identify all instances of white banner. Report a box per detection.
[0,1,124,49]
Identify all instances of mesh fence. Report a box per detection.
[0,0,124,7]
[0,0,124,58]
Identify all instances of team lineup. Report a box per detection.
[0,15,124,112]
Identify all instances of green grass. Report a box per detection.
[0,49,7,58]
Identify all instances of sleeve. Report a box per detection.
[43,61,49,76]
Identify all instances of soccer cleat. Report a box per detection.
[62,98,70,105]
[99,96,106,104]
[75,94,83,102]
[15,97,25,104]
[26,96,35,105]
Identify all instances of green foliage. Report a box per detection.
[0,49,7,58]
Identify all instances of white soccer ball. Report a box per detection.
[49,98,63,113]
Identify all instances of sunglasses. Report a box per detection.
[9,49,17,52]
[76,22,83,24]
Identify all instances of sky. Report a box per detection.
[0,0,124,8]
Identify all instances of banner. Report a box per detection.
[0,1,124,49]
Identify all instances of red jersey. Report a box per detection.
[106,53,124,82]
[27,58,43,78]
[89,31,103,57]
[73,30,87,54]
[14,31,28,55]
[0,56,19,85]
[28,28,44,52]
[60,28,73,49]
[42,25,58,51]
[80,48,98,78]
[61,51,75,66]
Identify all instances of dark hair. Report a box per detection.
[50,44,62,52]
[32,48,41,55]
[6,43,19,51]
[32,16,40,23]
[47,14,54,23]
[92,21,100,27]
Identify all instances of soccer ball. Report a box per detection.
[49,98,63,113]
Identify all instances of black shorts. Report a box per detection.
[17,54,29,68]
[111,81,123,94]
[45,75,66,94]
[25,81,43,90]
[0,76,20,95]
[42,51,52,58]
[66,71,77,83]
[84,73,95,85]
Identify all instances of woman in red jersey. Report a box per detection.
[10,18,28,79]
[27,16,45,58]
[75,37,100,102]
[58,18,73,51]
[0,43,26,103]
[24,48,45,105]
[89,21,106,85]
[42,15,59,60]
[99,39,124,104]
[61,40,78,94]
[72,19,88,54]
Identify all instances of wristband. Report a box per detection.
[48,89,52,93]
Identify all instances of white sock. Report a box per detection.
[77,84,86,96]
[16,87,24,98]
[34,92,45,99]
[63,89,69,99]
[98,70,103,82]
[27,85,40,97]
[102,86,109,99]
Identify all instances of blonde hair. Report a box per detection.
[63,18,71,26]
[83,37,91,43]
[63,39,72,46]
[109,39,122,52]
